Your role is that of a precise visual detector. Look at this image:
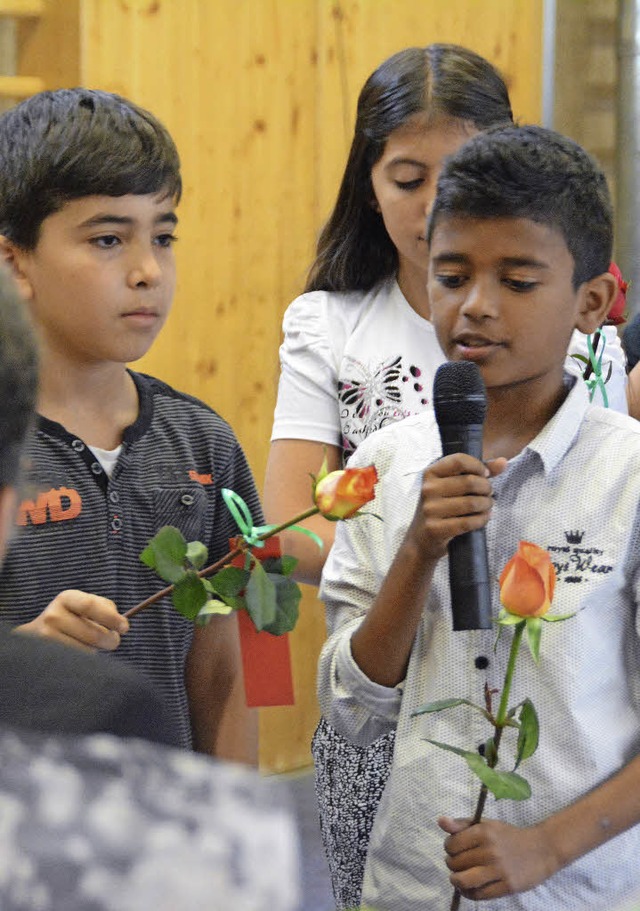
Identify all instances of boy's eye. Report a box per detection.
[154,233,178,248]
[503,278,538,292]
[91,234,121,248]
[434,273,466,290]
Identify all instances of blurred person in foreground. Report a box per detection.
[0,268,300,911]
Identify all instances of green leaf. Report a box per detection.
[515,698,539,768]
[424,739,472,760]
[139,543,155,570]
[260,574,301,635]
[279,555,299,577]
[203,579,246,611]
[542,611,575,622]
[171,571,209,620]
[197,598,234,620]
[526,617,543,663]
[465,753,532,801]
[507,699,524,719]
[140,526,187,584]
[426,739,532,801]
[484,736,498,766]
[570,353,589,366]
[260,555,301,577]
[412,697,491,722]
[185,540,208,570]
[244,560,277,631]
[207,566,249,599]
[497,609,527,626]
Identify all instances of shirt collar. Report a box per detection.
[523,373,589,473]
[400,373,589,478]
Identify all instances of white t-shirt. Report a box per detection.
[272,279,628,459]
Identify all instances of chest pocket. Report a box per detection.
[153,483,210,545]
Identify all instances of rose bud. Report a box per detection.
[499,541,556,619]
[313,465,378,521]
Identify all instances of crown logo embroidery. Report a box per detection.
[565,530,584,544]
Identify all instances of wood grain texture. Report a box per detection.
[27,0,543,771]
[17,0,79,89]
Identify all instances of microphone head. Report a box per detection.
[433,361,487,426]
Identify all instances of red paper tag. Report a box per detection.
[230,536,295,707]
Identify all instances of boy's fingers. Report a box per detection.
[422,474,495,516]
[18,590,129,651]
[425,492,494,520]
[431,453,489,478]
[56,614,122,651]
[438,815,472,837]
[55,590,129,635]
[485,456,508,477]
[17,612,120,652]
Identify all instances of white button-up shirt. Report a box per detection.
[318,377,640,911]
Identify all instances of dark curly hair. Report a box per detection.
[428,124,613,288]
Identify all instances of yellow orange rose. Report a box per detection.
[499,541,556,619]
[313,465,378,521]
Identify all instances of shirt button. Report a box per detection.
[111,517,122,531]
[71,439,85,452]
[181,494,194,506]
[475,655,489,670]
[109,490,120,504]
[91,462,102,475]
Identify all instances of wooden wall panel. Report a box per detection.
[16,0,80,89]
[73,0,543,772]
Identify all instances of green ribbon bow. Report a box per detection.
[221,488,323,551]
[583,329,609,408]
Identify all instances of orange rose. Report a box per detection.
[499,541,556,618]
[313,465,378,520]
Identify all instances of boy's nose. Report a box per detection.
[128,249,162,288]
[460,281,498,319]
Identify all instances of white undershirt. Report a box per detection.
[88,444,122,478]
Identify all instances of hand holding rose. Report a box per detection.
[438,816,558,902]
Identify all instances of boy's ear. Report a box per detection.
[0,236,35,301]
[575,270,617,334]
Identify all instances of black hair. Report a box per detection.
[427,124,613,288]
[306,44,513,292]
[0,268,37,487]
[0,88,181,249]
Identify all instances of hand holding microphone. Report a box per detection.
[432,361,493,631]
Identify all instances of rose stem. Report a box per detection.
[450,621,526,911]
[123,506,319,620]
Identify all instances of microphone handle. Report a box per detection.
[448,530,492,630]
[438,422,492,631]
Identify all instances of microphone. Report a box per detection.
[433,361,492,630]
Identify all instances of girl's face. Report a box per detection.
[370,114,477,296]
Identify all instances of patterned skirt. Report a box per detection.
[312,717,396,910]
